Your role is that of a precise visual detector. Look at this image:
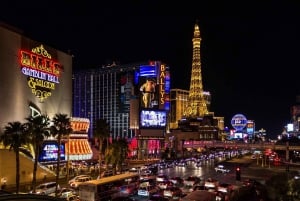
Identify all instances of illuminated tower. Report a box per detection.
[185,23,208,117]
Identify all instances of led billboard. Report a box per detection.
[39,141,65,162]
[139,77,159,109]
[140,109,167,129]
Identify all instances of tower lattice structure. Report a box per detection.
[185,23,209,117]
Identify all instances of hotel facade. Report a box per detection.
[0,22,93,186]
[73,61,171,159]
[0,23,73,127]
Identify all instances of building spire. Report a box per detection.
[185,22,208,117]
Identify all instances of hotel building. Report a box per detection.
[73,61,171,159]
[0,22,92,185]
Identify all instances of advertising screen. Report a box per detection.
[39,141,65,162]
[140,109,167,129]
[139,65,157,77]
[118,72,134,113]
[139,77,159,109]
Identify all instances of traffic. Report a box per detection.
[27,149,266,201]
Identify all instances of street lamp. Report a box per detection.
[66,134,70,182]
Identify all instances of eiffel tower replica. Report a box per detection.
[185,22,209,117]
[179,22,224,140]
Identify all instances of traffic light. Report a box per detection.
[236,167,241,181]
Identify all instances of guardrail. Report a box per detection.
[0,194,65,201]
[182,141,300,151]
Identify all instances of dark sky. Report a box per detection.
[1,1,300,137]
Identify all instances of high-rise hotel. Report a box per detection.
[73,61,170,159]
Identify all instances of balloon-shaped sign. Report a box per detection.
[231,114,247,131]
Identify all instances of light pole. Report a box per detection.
[286,141,290,172]
[66,134,70,182]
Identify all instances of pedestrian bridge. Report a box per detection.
[182,141,300,151]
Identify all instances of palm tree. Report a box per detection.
[104,138,129,174]
[50,113,72,197]
[0,121,28,193]
[25,114,50,193]
[116,138,129,172]
[93,119,110,178]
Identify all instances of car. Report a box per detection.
[214,165,230,173]
[242,178,259,187]
[129,167,139,173]
[156,174,168,182]
[30,182,60,195]
[111,196,136,201]
[204,178,219,191]
[137,185,158,196]
[157,180,174,189]
[217,183,233,194]
[63,194,78,201]
[97,170,113,178]
[49,187,77,197]
[119,182,138,196]
[163,186,183,198]
[139,178,156,189]
[139,170,154,180]
[69,176,92,189]
[169,177,184,186]
[140,165,149,172]
[183,176,201,187]
[148,194,170,201]
[68,175,90,185]
[193,184,205,191]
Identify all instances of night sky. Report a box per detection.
[1,1,300,137]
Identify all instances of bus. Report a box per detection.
[78,172,140,201]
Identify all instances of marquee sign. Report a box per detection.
[159,64,166,106]
[19,44,62,101]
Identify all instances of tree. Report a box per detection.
[50,113,72,197]
[0,121,28,193]
[115,138,129,172]
[93,119,110,178]
[25,114,50,193]
[104,138,129,174]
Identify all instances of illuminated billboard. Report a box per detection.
[231,114,247,131]
[139,65,157,77]
[39,141,65,163]
[246,120,255,134]
[139,76,159,109]
[0,25,72,132]
[140,109,167,129]
[137,61,170,111]
[158,63,170,110]
[19,44,62,102]
[118,72,134,113]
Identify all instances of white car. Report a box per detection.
[137,185,158,196]
[30,182,60,195]
[156,174,168,182]
[214,165,230,173]
[49,187,76,197]
[68,175,90,185]
[69,176,92,189]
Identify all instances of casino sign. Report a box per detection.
[19,44,61,102]
[231,114,248,131]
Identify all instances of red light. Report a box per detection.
[236,167,240,171]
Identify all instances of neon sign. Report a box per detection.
[159,64,166,105]
[19,45,62,101]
